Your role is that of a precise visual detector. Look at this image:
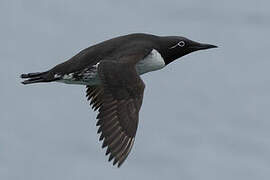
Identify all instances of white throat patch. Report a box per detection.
[135,49,165,75]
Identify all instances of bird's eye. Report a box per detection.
[169,41,186,49]
[178,41,185,47]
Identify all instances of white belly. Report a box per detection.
[57,49,165,85]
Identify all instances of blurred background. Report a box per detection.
[1,0,270,179]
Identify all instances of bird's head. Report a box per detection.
[159,36,217,65]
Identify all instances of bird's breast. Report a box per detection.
[135,49,165,75]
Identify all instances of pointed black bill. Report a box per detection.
[195,43,218,50]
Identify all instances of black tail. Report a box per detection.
[20,71,59,85]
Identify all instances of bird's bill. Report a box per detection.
[192,43,218,51]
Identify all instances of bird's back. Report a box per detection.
[50,33,158,76]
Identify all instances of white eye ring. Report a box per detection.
[169,41,186,49]
[178,41,185,47]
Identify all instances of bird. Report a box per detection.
[21,33,217,167]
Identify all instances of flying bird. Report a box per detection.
[21,33,217,167]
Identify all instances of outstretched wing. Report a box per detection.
[86,45,153,167]
[97,60,146,167]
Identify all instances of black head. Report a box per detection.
[158,36,217,65]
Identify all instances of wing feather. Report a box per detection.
[85,46,152,167]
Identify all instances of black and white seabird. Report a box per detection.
[21,33,217,167]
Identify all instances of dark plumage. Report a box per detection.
[21,33,217,167]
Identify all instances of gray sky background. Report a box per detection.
[1,0,270,179]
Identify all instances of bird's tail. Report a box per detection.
[20,71,59,85]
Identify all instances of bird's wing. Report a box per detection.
[86,85,104,111]
[97,60,145,167]
[86,47,152,167]
[86,43,152,112]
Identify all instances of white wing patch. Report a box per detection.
[62,73,74,80]
[54,74,61,78]
[56,62,101,85]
